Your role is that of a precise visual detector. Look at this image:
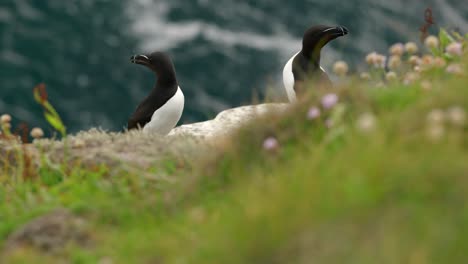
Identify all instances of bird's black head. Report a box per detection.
[130,51,176,75]
[301,25,349,61]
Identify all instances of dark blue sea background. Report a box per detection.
[1,0,467,133]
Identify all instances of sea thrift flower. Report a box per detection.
[365,52,378,65]
[373,54,387,68]
[408,55,421,66]
[424,35,439,50]
[376,81,385,88]
[360,72,371,80]
[446,42,463,56]
[403,72,420,85]
[446,63,464,75]
[389,43,404,56]
[447,106,466,126]
[388,55,402,70]
[356,113,377,133]
[307,107,321,120]
[421,55,434,67]
[405,42,419,54]
[427,125,445,141]
[321,93,339,109]
[385,71,398,82]
[420,80,432,90]
[365,52,386,68]
[30,127,44,139]
[333,61,349,76]
[1,114,11,123]
[98,257,113,264]
[433,57,446,68]
[263,137,279,151]
[427,109,445,124]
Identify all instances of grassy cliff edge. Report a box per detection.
[1,33,467,263]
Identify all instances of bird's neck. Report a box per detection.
[299,50,320,68]
[155,69,178,90]
[302,35,329,64]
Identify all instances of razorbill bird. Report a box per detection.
[128,52,184,135]
[283,25,349,102]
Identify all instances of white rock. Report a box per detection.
[168,103,290,139]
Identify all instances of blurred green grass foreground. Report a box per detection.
[0,30,467,263]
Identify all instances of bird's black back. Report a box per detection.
[127,82,178,130]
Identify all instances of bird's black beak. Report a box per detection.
[130,54,151,66]
[322,26,349,38]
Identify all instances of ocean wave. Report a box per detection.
[126,0,301,57]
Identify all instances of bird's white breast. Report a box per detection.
[282,52,299,103]
[282,52,326,103]
[143,87,184,135]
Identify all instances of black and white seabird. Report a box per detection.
[128,52,184,135]
[283,25,349,102]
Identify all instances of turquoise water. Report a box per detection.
[1,1,466,133]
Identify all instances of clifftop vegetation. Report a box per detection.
[1,28,467,263]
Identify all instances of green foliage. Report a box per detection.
[0,124,11,138]
[38,166,64,186]
[33,84,67,137]
[1,30,467,264]
[438,28,454,52]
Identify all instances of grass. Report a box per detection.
[0,32,467,263]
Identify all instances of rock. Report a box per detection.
[33,128,206,170]
[4,209,89,254]
[169,103,290,139]
[0,103,290,171]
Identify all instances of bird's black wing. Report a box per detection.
[127,98,154,130]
